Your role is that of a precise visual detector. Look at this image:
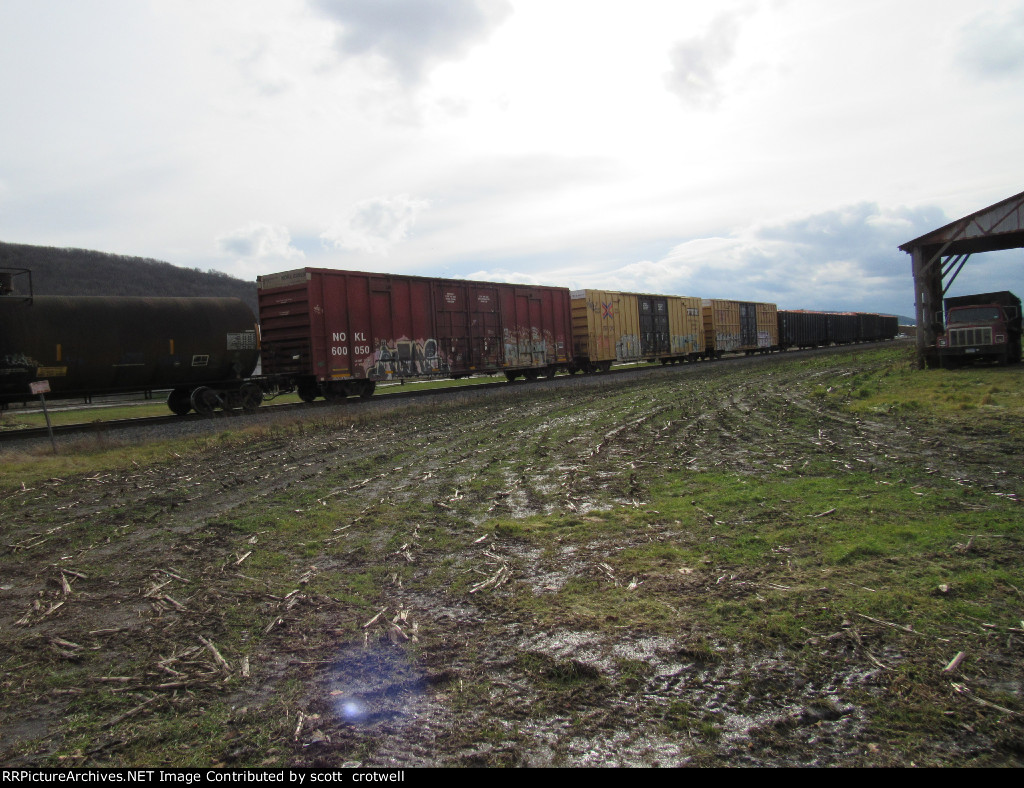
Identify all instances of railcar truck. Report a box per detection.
[936,291,1021,367]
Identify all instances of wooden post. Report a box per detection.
[912,247,928,368]
[911,245,945,369]
[29,380,57,454]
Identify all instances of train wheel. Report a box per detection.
[298,386,317,403]
[504,371,518,382]
[240,382,263,413]
[524,370,539,381]
[191,386,219,417]
[358,381,376,399]
[167,388,192,416]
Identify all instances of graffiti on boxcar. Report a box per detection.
[672,334,701,354]
[715,332,742,352]
[504,327,549,367]
[368,337,450,380]
[615,334,640,362]
[1,352,37,373]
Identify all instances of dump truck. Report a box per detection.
[937,291,1021,367]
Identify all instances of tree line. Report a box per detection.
[0,242,258,313]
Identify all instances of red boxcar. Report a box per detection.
[257,268,573,400]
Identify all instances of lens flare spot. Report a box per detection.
[339,699,366,721]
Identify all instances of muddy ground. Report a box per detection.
[2,344,1022,767]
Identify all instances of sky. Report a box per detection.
[2,0,1023,318]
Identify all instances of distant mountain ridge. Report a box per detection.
[0,242,257,313]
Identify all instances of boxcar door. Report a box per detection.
[512,289,545,368]
[638,296,669,356]
[739,302,758,348]
[368,277,395,379]
[468,285,501,370]
[434,282,470,375]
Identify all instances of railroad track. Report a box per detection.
[0,343,901,446]
[0,376,514,445]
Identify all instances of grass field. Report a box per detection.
[1,343,1021,766]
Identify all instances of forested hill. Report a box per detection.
[0,242,258,313]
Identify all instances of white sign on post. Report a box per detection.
[29,380,57,453]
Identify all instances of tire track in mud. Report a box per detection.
[322,358,1023,766]
[293,377,818,766]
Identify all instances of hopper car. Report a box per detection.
[1,264,900,416]
[777,310,898,349]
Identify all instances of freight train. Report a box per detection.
[0,265,899,414]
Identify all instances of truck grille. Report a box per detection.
[948,327,992,347]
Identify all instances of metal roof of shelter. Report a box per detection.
[900,189,1024,366]
[899,189,1024,257]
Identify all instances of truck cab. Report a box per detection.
[937,291,1022,367]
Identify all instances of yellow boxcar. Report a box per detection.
[755,302,779,351]
[667,296,705,361]
[703,299,741,356]
[702,299,778,357]
[571,290,704,371]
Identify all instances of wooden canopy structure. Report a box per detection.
[900,190,1024,366]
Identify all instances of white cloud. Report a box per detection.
[553,202,949,316]
[664,11,745,108]
[465,268,542,285]
[216,222,304,261]
[313,0,512,87]
[0,0,1021,321]
[320,195,431,255]
[956,5,1024,80]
